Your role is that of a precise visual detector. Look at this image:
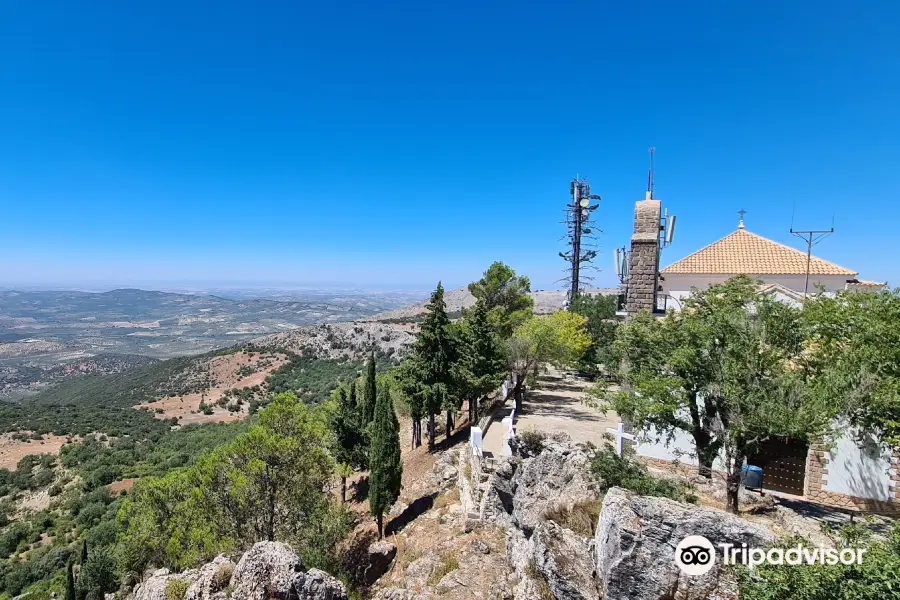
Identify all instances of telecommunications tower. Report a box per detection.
[560,177,601,304]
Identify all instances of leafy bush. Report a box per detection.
[510,429,545,458]
[164,578,190,600]
[739,522,900,600]
[589,446,696,502]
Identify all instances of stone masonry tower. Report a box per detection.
[624,191,661,313]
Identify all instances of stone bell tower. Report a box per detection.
[624,190,662,314]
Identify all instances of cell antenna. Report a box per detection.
[559,177,601,304]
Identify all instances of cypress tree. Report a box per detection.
[363,350,377,425]
[331,383,368,502]
[413,282,454,447]
[369,385,402,539]
[65,559,76,600]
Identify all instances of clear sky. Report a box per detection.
[1,1,898,291]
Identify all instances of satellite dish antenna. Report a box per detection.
[665,215,676,245]
[579,197,590,208]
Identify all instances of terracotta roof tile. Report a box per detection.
[660,229,857,277]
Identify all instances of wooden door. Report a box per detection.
[748,438,809,496]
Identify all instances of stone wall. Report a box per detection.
[625,198,661,313]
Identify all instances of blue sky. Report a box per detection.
[1,1,898,291]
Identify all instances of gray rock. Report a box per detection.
[506,527,534,580]
[469,539,491,555]
[363,541,397,586]
[230,541,300,600]
[133,569,200,600]
[532,520,600,600]
[371,589,432,600]
[511,440,600,534]
[481,471,515,522]
[184,556,235,600]
[595,487,775,600]
[289,569,347,600]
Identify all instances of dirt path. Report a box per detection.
[484,369,619,453]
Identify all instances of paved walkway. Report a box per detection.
[482,369,619,457]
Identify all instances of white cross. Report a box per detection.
[606,422,635,457]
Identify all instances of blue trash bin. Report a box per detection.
[742,464,764,490]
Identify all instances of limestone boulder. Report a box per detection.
[511,440,601,534]
[289,569,347,600]
[595,487,775,600]
[532,520,600,600]
[363,541,397,586]
[184,555,235,600]
[133,568,200,600]
[230,541,301,600]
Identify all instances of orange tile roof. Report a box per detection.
[660,228,857,276]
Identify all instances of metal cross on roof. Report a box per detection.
[737,208,747,229]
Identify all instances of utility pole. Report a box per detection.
[790,222,834,301]
[559,177,600,305]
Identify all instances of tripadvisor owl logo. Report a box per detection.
[675,534,868,575]
[675,535,716,576]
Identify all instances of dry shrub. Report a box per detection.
[427,553,459,586]
[543,499,603,537]
[213,563,234,591]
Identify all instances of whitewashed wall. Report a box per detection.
[632,420,896,503]
[661,273,850,306]
[824,431,896,502]
[634,425,727,470]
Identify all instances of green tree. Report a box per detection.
[330,383,368,502]
[454,300,507,424]
[568,293,620,377]
[467,262,534,338]
[117,393,336,571]
[408,283,456,447]
[76,546,116,600]
[362,350,377,426]
[509,311,591,412]
[368,386,402,538]
[65,559,76,600]
[802,287,900,448]
[600,276,828,513]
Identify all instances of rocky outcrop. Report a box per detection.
[595,487,775,600]
[363,541,397,586]
[184,555,234,600]
[532,521,600,600]
[134,568,200,600]
[290,569,347,600]
[230,542,300,600]
[509,437,600,534]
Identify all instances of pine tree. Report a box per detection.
[65,559,76,600]
[363,350,377,425]
[369,385,402,538]
[331,383,368,502]
[459,299,507,424]
[412,282,455,447]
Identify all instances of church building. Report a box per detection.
[659,215,885,309]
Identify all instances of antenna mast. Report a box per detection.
[790,218,834,301]
[559,177,601,304]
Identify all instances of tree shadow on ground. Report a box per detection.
[428,421,471,454]
[522,391,601,422]
[385,491,439,536]
[351,476,369,503]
